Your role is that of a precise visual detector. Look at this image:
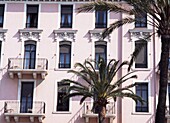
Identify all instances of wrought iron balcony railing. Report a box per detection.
[4,101,45,114]
[8,58,48,70]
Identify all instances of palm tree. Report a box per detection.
[60,57,143,123]
[77,0,170,122]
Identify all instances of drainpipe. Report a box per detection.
[117,12,123,123]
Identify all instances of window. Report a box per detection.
[60,5,73,28]
[26,5,39,28]
[24,41,36,69]
[135,13,147,27]
[57,82,70,112]
[59,41,71,68]
[95,10,107,28]
[95,41,107,68]
[135,40,148,68]
[0,5,4,27]
[135,83,148,112]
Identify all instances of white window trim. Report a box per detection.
[91,40,110,66]
[0,3,7,69]
[18,79,36,113]
[132,39,151,70]
[3,3,7,29]
[132,80,152,115]
[58,3,75,29]
[166,81,170,109]
[24,3,40,29]
[20,40,39,69]
[53,80,72,114]
[93,10,109,29]
[55,40,74,70]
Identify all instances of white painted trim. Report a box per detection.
[24,3,27,29]
[18,79,36,113]
[58,4,61,29]
[53,80,72,113]
[72,4,75,29]
[3,3,7,29]
[18,79,36,101]
[166,81,170,107]
[58,3,75,29]
[0,40,4,68]
[92,40,109,65]
[55,40,75,70]
[38,4,41,29]
[132,39,151,69]
[132,80,151,114]
[93,10,109,28]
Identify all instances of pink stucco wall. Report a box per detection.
[0,2,161,123]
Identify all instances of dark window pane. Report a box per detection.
[135,41,148,68]
[135,13,147,28]
[60,5,73,28]
[0,5,4,27]
[59,41,71,68]
[57,83,70,111]
[24,42,36,69]
[26,5,39,28]
[135,83,148,112]
[95,41,107,69]
[95,10,107,28]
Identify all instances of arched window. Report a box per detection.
[24,41,36,69]
[95,41,107,68]
[59,41,71,68]
[135,40,148,68]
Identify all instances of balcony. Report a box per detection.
[4,101,45,123]
[82,101,116,123]
[8,58,48,79]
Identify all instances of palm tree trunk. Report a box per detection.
[97,106,106,123]
[155,36,170,123]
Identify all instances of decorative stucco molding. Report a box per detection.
[128,28,152,41]
[89,29,111,42]
[53,29,77,42]
[18,29,43,42]
[0,29,7,42]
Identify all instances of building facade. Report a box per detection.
[0,0,166,123]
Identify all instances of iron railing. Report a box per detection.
[4,101,45,114]
[83,101,115,115]
[8,58,48,70]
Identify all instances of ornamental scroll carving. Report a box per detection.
[53,30,77,42]
[0,29,7,41]
[129,29,152,41]
[18,29,43,42]
[89,30,110,42]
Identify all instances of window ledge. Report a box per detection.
[132,68,151,71]
[54,68,71,71]
[129,28,152,33]
[131,112,152,115]
[52,111,71,114]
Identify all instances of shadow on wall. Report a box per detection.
[146,114,155,123]
[68,105,84,123]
